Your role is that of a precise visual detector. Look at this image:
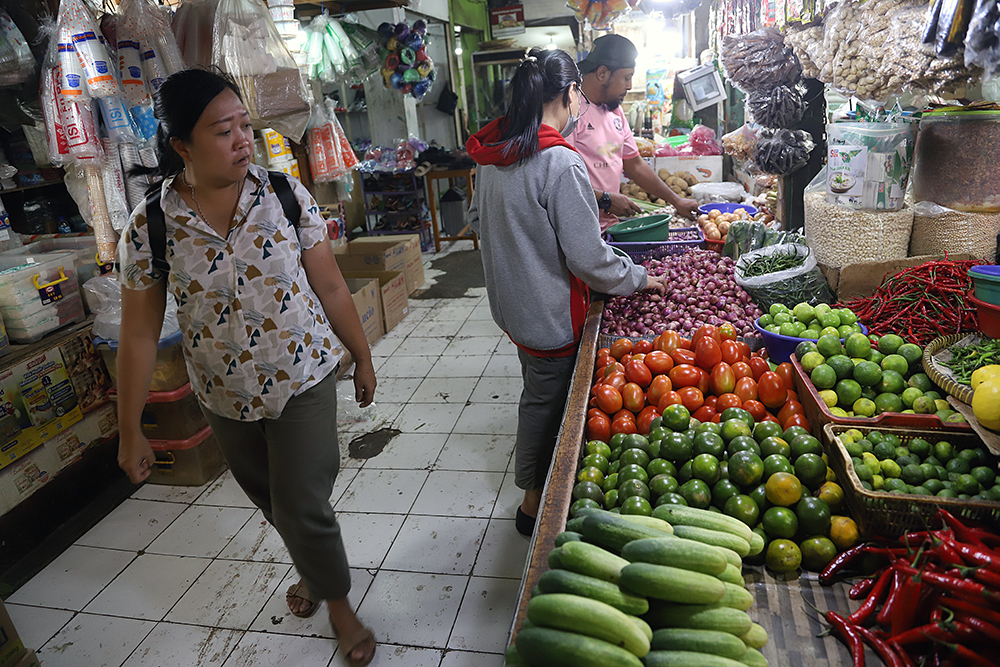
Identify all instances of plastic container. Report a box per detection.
[969,265,1000,306]
[3,236,106,312]
[147,426,225,486]
[607,227,705,263]
[823,423,999,536]
[266,0,294,6]
[753,317,868,364]
[110,383,207,442]
[607,215,674,242]
[275,19,299,37]
[269,5,294,21]
[968,291,1000,339]
[696,203,758,217]
[96,330,187,392]
[912,110,1000,212]
[790,354,972,431]
[0,252,85,343]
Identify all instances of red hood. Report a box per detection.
[466,118,577,167]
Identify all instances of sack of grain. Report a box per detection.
[910,201,1000,262]
[804,190,913,267]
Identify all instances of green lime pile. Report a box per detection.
[572,403,859,574]
[839,428,1000,500]
[759,302,864,340]
[795,331,966,423]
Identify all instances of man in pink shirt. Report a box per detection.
[567,35,699,231]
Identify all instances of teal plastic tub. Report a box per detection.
[607,214,673,242]
[969,265,1000,306]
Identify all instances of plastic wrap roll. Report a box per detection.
[328,19,359,63]
[42,67,70,163]
[98,95,138,143]
[86,165,118,261]
[118,142,149,211]
[58,40,87,99]
[71,29,120,97]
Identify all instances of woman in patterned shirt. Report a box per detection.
[116,69,377,667]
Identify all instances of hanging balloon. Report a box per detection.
[387,37,399,52]
[400,47,416,65]
[375,20,436,100]
[377,23,394,39]
[389,71,404,89]
[406,33,423,51]
[416,62,432,78]
[386,53,400,69]
[403,67,421,83]
[393,23,409,40]
[412,20,427,35]
[415,47,429,62]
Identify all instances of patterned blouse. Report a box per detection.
[118,163,344,421]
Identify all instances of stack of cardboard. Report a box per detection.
[0,599,40,667]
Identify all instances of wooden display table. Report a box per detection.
[425,167,479,252]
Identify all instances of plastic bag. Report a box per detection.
[172,0,216,68]
[722,220,805,260]
[211,0,310,141]
[721,27,802,92]
[753,128,814,175]
[0,10,35,87]
[965,0,1000,77]
[58,0,120,98]
[735,243,834,310]
[746,85,807,128]
[722,124,759,161]
[911,200,1000,261]
[690,182,747,204]
[336,381,377,426]
[825,122,912,211]
[85,274,179,341]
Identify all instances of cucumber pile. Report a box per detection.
[507,507,769,667]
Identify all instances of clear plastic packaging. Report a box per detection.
[746,85,807,128]
[965,0,1000,78]
[7,236,102,309]
[59,0,120,98]
[734,243,834,310]
[690,182,747,204]
[0,251,86,343]
[172,0,217,69]
[84,274,179,341]
[752,128,815,175]
[211,0,310,141]
[826,122,913,211]
[0,10,35,87]
[721,27,802,92]
[722,125,759,162]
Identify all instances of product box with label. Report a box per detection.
[653,156,723,182]
[333,239,407,274]
[60,330,113,413]
[45,401,119,472]
[11,650,38,667]
[0,599,26,667]
[342,271,408,333]
[349,234,425,294]
[0,346,83,471]
[0,442,55,517]
[345,278,384,347]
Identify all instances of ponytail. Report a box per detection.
[497,48,581,162]
[130,67,244,183]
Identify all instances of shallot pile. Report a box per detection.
[602,250,763,338]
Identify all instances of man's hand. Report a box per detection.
[608,192,643,218]
[644,274,668,295]
[673,197,700,220]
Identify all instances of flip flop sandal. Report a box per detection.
[337,626,376,667]
[285,583,320,619]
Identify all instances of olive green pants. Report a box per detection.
[199,372,351,600]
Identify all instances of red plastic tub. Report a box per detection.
[147,425,225,486]
[969,290,1000,339]
[789,355,972,433]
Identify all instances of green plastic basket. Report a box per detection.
[607,214,673,242]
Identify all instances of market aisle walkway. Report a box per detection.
[7,243,528,667]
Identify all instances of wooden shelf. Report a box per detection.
[0,180,64,195]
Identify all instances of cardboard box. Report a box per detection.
[0,600,25,667]
[342,271,409,333]
[345,235,426,294]
[345,278,383,347]
[333,239,407,274]
[653,156,723,183]
[0,444,57,515]
[11,650,38,667]
[820,253,975,300]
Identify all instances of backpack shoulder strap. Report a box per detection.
[145,188,170,277]
[268,171,301,229]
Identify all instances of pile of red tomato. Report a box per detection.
[587,325,810,443]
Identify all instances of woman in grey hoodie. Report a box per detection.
[466,47,666,536]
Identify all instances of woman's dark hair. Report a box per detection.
[498,48,581,161]
[132,68,243,181]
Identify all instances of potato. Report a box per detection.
[658,169,671,181]
[655,198,666,205]
[682,174,698,187]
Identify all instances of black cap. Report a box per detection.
[578,34,638,75]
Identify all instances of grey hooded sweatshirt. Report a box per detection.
[467,131,646,355]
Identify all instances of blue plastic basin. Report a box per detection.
[969,265,1000,307]
[697,203,758,217]
[753,318,869,364]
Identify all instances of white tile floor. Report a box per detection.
[7,243,530,667]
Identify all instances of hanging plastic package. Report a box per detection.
[0,10,35,87]
[115,0,158,145]
[325,98,358,172]
[211,0,310,141]
[172,0,216,69]
[329,18,359,65]
[826,122,912,212]
[322,17,348,75]
[60,0,120,98]
[57,36,88,100]
[307,112,332,182]
[101,138,132,230]
[118,142,150,211]
[98,94,139,144]
[54,70,102,162]
[85,164,118,262]
[40,66,70,164]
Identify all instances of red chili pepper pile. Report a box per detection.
[818,509,1000,667]
[840,259,984,346]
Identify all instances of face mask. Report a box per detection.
[561,109,579,137]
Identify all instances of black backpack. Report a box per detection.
[145,170,301,277]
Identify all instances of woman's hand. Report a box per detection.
[644,274,668,295]
[118,430,156,484]
[353,357,377,408]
